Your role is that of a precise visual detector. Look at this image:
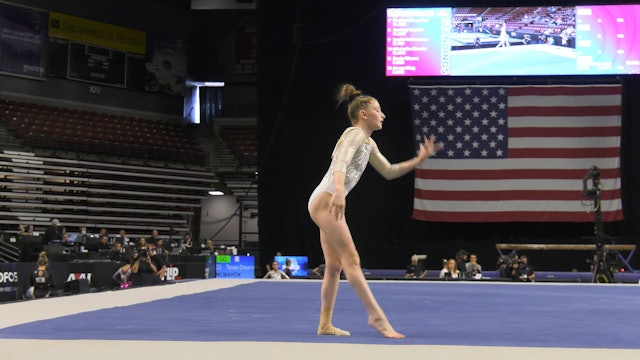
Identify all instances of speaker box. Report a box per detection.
[63,278,90,295]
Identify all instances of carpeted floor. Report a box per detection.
[1,279,638,359]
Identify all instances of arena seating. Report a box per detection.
[0,150,216,239]
[219,125,257,166]
[0,99,206,165]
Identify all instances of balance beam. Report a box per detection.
[496,244,636,251]
[496,243,637,272]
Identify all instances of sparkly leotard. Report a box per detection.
[308,127,404,211]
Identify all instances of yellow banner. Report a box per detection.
[48,12,146,54]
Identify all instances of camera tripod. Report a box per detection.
[583,166,612,283]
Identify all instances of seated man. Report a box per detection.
[154,238,170,262]
[465,253,483,279]
[405,254,426,278]
[109,242,130,262]
[114,229,130,246]
[96,235,111,251]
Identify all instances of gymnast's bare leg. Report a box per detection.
[310,191,405,339]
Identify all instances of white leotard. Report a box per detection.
[308,127,405,211]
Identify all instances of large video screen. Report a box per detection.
[274,256,309,277]
[386,5,640,76]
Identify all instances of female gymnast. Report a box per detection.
[308,83,442,338]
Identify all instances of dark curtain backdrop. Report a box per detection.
[257,0,640,273]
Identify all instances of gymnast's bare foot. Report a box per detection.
[368,316,405,339]
[317,325,351,336]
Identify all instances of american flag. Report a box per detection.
[410,84,623,222]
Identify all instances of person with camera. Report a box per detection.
[130,240,160,287]
[498,253,517,279]
[513,254,536,282]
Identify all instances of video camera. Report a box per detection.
[582,165,601,199]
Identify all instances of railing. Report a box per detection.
[0,239,20,262]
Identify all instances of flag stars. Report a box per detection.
[409,86,510,160]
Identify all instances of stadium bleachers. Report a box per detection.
[0,99,207,165]
[219,125,258,167]
[0,150,216,237]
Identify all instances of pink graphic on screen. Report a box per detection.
[386,8,451,76]
[575,5,639,74]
